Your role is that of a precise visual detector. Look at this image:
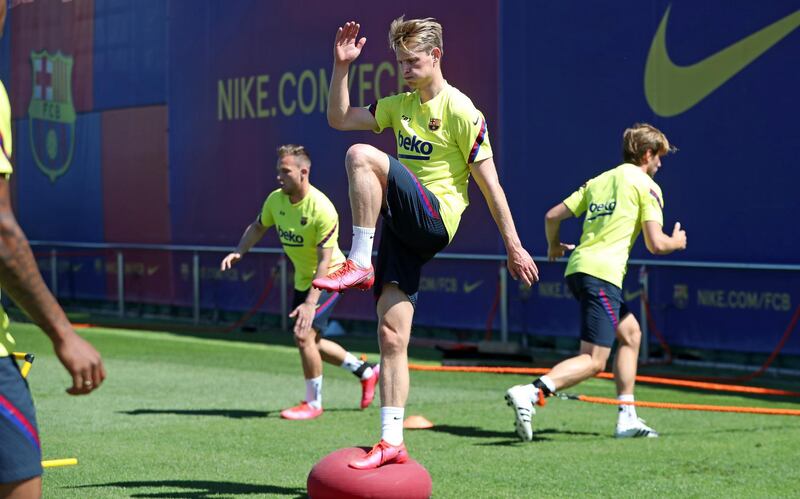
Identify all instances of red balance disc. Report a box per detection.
[308,447,432,499]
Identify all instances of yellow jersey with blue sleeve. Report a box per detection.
[563,163,664,288]
[0,81,15,357]
[260,186,346,291]
[369,82,493,240]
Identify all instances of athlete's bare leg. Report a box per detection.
[294,327,323,378]
[542,341,612,391]
[613,314,641,395]
[0,477,42,499]
[318,337,348,366]
[376,284,414,407]
[345,144,390,228]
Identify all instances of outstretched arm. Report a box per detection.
[220,217,269,271]
[327,21,379,131]
[544,203,576,261]
[470,157,539,286]
[0,177,104,394]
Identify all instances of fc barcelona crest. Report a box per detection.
[428,118,441,131]
[300,216,308,226]
[28,51,76,183]
[673,284,689,309]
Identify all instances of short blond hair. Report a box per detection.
[622,123,676,165]
[388,16,443,55]
[277,144,311,167]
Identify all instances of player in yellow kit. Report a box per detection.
[221,145,379,421]
[505,123,687,441]
[313,17,538,469]
[0,3,106,498]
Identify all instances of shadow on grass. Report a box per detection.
[120,409,270,419]
[71,480,305,498]
[473,426,604,446]
[429,424,517,439]
[429,424,602,442]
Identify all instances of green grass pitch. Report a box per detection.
[9,323,800,498]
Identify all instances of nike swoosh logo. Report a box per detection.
[624,289,642,301]
[645,6,800,117]
[463,280,483,294]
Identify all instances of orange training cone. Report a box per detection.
[403,415,434,429]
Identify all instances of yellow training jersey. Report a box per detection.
[0,80,14,357]
[260,186,346,291]
[563,163,664,288]
[370,82,493,240]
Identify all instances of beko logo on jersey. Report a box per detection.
[587,200,616,221]
[277,225,304,246]
[397,130,433,160]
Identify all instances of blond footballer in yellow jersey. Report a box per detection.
[370,83,492,239]
[221,145,379,421]
[562,163,664,288]
[506,124,687,442]
[314,17,538,469]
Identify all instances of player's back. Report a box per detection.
[564,164,663,287]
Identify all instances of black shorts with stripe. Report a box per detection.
[375,156,450,305]
[565,272,631,348]
[292,288,340,333]
[0,356,42,484]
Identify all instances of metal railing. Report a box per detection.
[28,241,800,348]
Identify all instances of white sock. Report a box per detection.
[340,353,374,380]
[617,394,637,422]
[349,226,375,268]
[518,383,538,401]
[539,375,556,394]
[305,376,323,409]
[380,406,405,446]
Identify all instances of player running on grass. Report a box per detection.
[505,123,687,440]
[221,145,379,420]
[0,4,106,498]
[313,17,538,469]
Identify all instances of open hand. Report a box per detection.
[220,252,242,271]
[547,242,575,261]
[507,247,539,287]
[334,21,367,65]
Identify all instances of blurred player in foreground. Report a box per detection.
[0,3,106,498]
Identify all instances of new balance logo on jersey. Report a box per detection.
[587,200,616,221]
[397,130,433,160]
[277,225,304,246]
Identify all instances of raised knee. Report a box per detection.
[345,144,375,171]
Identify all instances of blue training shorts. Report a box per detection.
[375,156,450,305]
[565,272,632,348]
[292,288,341,334]
[0,355,42,484]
